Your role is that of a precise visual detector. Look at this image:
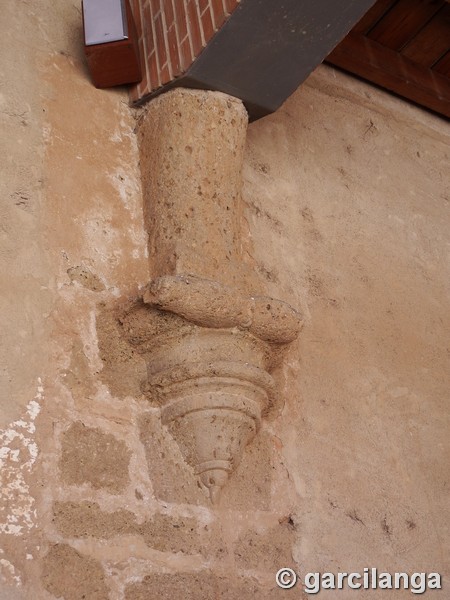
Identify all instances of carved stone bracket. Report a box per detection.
[133,88,301,502]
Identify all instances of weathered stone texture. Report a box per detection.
[134,89,301,503]
[138,401,273,509]
[53,501,136,539]
[137,89,255,291]
[53,501,226,557]
[96,303,147,399]
[59,422,131,492]
[234,520,297,571]
[41,544,109,600]
[1,0,449,593]
[66,266,106,292]
[124,572,296,600]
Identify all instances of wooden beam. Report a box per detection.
[131,0,377,120]
[368,0,446,51]
[327,33,450,118]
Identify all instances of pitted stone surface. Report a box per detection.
[138,88,262,293]
[60,422,131,493]
[1,1,450,591]
[124,572,291,600]
[136,90,302,502]
[41,544,108,600]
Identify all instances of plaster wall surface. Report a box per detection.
[1,0,449,598]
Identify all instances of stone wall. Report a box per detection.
[1,0,449,598]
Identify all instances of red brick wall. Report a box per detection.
[130,0,240,103]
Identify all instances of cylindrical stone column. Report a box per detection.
[138,88,250,290]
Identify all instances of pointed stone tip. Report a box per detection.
[199,468,229,505]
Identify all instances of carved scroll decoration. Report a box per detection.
[129,89,301,503]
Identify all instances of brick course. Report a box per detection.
[129,0,240,103]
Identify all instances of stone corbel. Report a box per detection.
[125,89,301,503]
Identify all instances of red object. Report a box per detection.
[83,0,142,89]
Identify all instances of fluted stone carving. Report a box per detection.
[133,89,301,503]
